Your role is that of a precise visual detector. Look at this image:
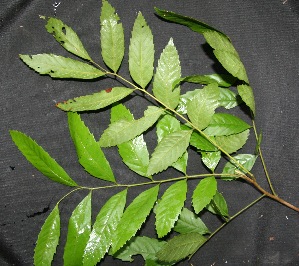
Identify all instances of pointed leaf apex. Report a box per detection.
[168,37,174,45]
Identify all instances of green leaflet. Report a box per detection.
[10,130,77,187]
[154,8,225,35]
[19,54,104,79]
[68,112,115,182]
[147,129,192,176]
[111,186,159,253]
[222,154,257,180]
[44,17,91,60]
[215,129,250,154]
[64,193,92,265]
[189,131,217,152]
[155,180,187,238]
[156,233,207,263]
[156,115,188,174]
[129,12,154,89]
[83,190,127,265]
[203,31,249,83]
[111,104,150,178]
[56,87,134,112]
[34,205,60,266]
[206,191,229,218]
[100,0,124,72]
[173,74,236,89]
[237,84,256,116]
[218,87,241,109]
[99,106,164,147]
[192,176,217,214]
[174,208,210,235]
[201,151,221,172]
[153,38,181,109]
[187,83,220,130]
[203,113,251,136]
[114,236,166,263]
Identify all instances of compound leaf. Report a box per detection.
[174,208,210,235]
[100,106,164,147]
[129,12,154,88]
[68,112,115,182]
[187,83,220,130]
[192,176,217,214]
[203,113,251,136]
[111,186,159,253]
[156,233,206,263]
[147,129,192,176]
[222,154,257,180]
[57,87,134,112]
[83,189,127,265]
[215,129,250,154]
[100,0,124,72]
[155,180,187,238]
[113,236,166,262]
[10,130,77,187]
[19,54,104,79]
[44,17,91,60]
[153,38,181,109]
[64,193,92,265]
[237,84,256,116]
[111,103,150,178]
[34,205,60,266]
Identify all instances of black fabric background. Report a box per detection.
[1,1,298,265]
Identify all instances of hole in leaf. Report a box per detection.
[61,26,66,34]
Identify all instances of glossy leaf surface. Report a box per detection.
[156,232,206,263]
[129,12,154,88]
[64,193,91,265]
[34,205,60,266]
[57,87,134,112]
[68,112,115,182]
[153,38,181,109]
[187,83,220,130]
[111,104,150,178]
[114,236,166,262]
[100,0,124,72]
[111,186,159,253]
[201,151,221,172]
[189,131,217,152]
[147,129,192,176]
[237,84,256,116]
[83,190,127,265]
[173,74,236,89]
[215,129,250,154]
[203,113,251,136]
[100,106,164,147]
[44,17,91,60]
[218,87,240,109]
[192,176,217,214]
[154,8,224,35]
[174,208,210,235]
[10,130,77,187]
[206,191,229,218]
[222,154,257,180]
[19,54,104,79]
[155,180,187,238]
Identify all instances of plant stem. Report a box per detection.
[189,194,266,260]
[252,119,277,195]
[240,175,299,212]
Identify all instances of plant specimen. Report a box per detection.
[10,1,298,265]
